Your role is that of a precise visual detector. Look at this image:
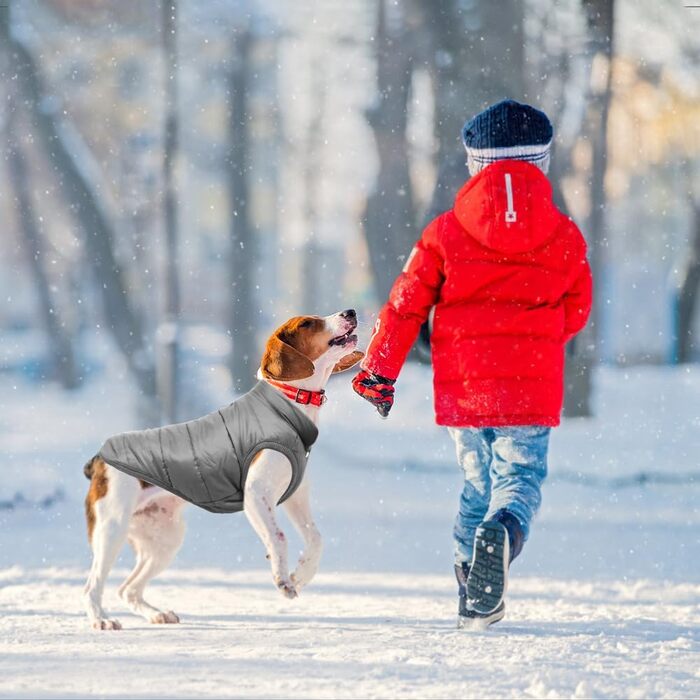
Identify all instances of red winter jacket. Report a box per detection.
[363,160,592,427]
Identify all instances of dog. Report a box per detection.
[83,309,363,630]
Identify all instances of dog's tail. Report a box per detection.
[83,455,99,480]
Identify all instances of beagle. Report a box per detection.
[83,310,363,630]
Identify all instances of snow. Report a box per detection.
[1,360,700,698]
[3,567,699,699]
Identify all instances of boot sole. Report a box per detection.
[457,603,505,630]
[466,520,509,614]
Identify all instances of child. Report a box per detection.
[352,100,592,627]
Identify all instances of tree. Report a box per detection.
[674,194,700,363]
[563,0,615,417]
[158,0,181,422]
[582,0,615,345]
[227,27,257,393]
[301,62,327,315]
[3,4,157,402]
[3,51,79,389]
[363,0,418,305]
[419,0,526,222]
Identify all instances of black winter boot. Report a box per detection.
[466,510,524,615]
[455,562,505,628]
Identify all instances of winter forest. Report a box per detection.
[1,0,699,698]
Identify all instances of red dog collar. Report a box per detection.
[266,379,326,407]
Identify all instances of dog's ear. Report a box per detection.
[332,350,365,374]
[261,333,315,381]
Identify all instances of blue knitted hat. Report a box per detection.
[462,99,553,176]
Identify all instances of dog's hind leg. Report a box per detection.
[118,493,186,624]
[244,450,297,599]
[84,463,139,630]
[283,476,322,592]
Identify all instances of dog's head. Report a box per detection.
[260,309,364,382]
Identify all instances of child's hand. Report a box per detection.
[351,370,396,418]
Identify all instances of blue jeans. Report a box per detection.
[449,426,550,565]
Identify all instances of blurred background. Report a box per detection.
[0,0,698,502]
[2,3,700,693]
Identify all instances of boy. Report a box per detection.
[352,100,592,627]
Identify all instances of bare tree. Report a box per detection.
[563,0,615,417]
[419,0,526,222]
[158,0,181,422]
[583,0,615,342]
[363,0,418,304]
[527,1,587,215]
[301,61,326,315]
[227,27,257,393]
[675,195,700,363]
[2,2,157,401]
[4,77,79,389]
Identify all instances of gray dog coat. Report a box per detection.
[98,381,319,514]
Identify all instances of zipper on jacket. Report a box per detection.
[504,173,517,223]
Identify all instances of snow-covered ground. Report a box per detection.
[1,358,699,698]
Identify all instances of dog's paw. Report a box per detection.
[150,610,180,624]
[277,580,298,599]
[291,561,318,591]
[93,618,122,631]
[290,572,307,591]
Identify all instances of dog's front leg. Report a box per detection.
[283,476,322,591]
[244,450,297,599]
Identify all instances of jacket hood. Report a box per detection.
[453,160,562,254]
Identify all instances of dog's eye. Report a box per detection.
[299,319,312,329]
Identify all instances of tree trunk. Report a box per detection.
[583,0,615,343]
[564,0,615,417]
[301,63,326,315]
[676,201,700,363]
[227,28,257,393]
[551,140,594,417]
[363,0,417,305]
[158,0,181,422]
[5,102,80,389]
[5,18,156,400]
[421,0,526,216]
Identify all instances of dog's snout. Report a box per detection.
[341,309,356,320]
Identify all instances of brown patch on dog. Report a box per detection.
[261,334,314,381]
[85,457,109,543]
[139,480,154,490]
[261,316,334,381]
[279,317,333,362]
[83,455,99,480]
